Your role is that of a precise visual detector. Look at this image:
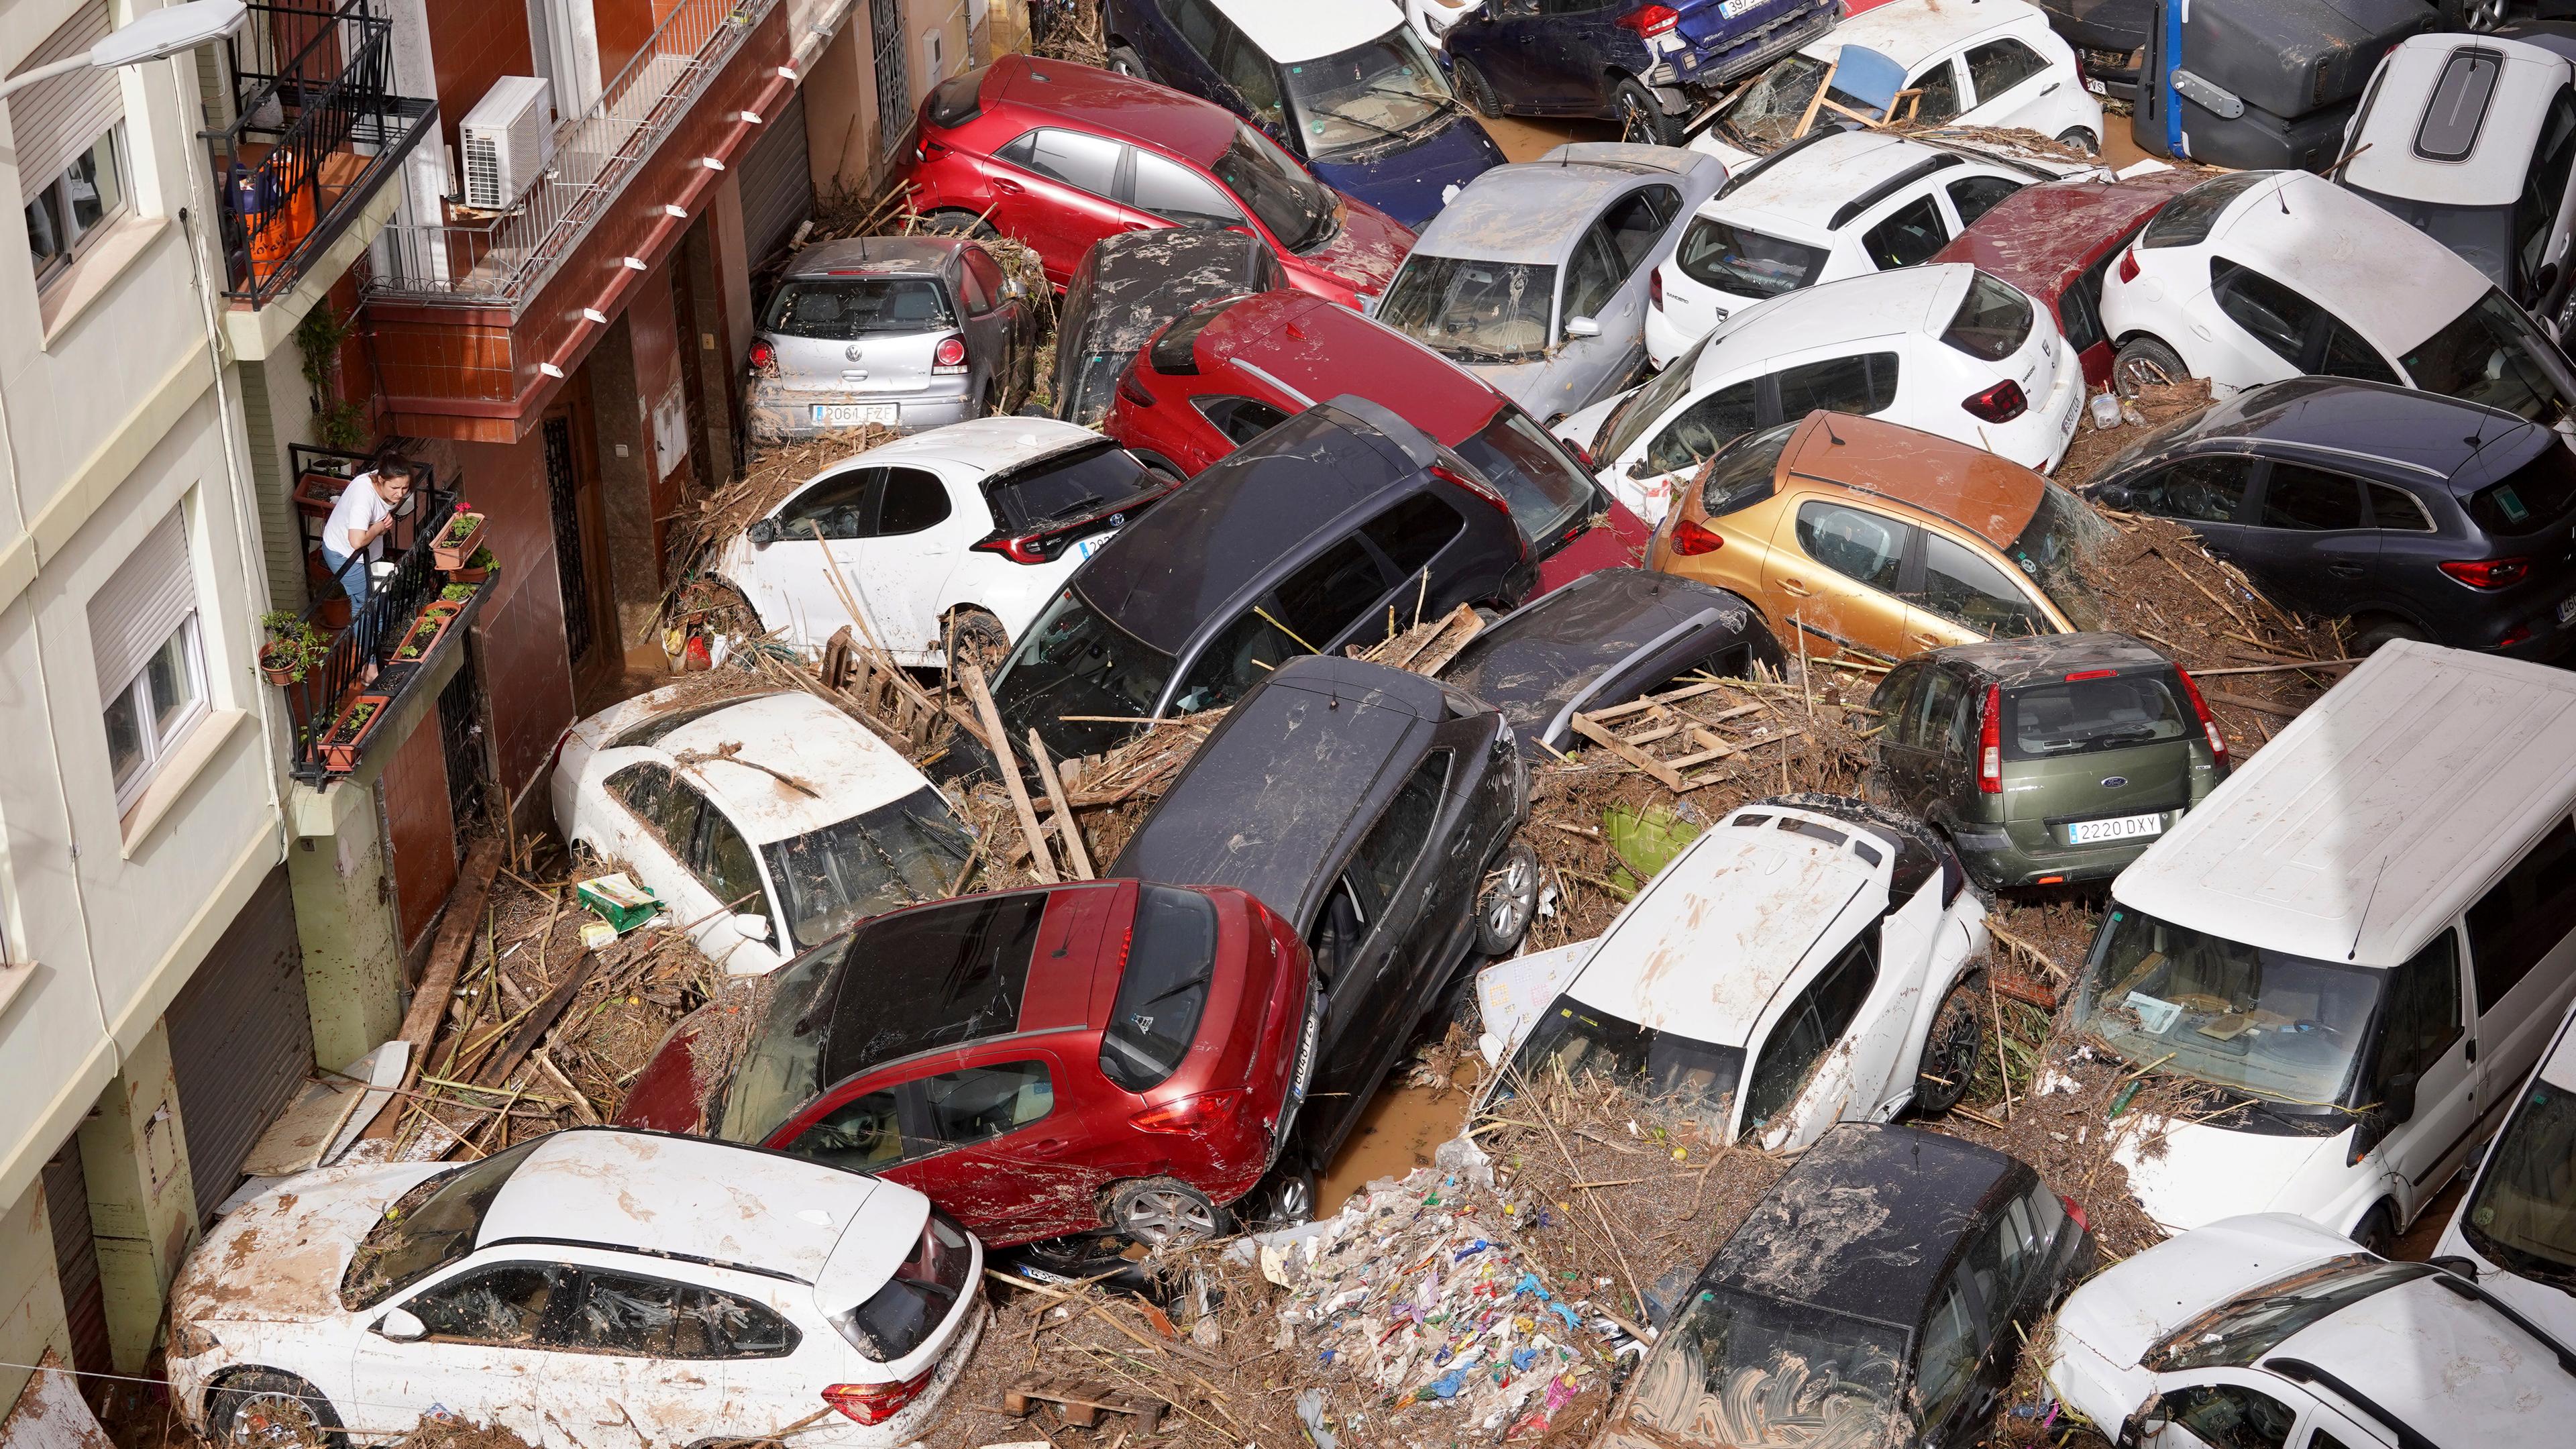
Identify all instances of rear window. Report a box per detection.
[2002,670,2190,761]
[763,277,955,338]
[1452,405,1595,545]
[1672,217,1829,300]
[1148,300,1236,375]
[1941,273,2033,362]
[927,66,986,129]
[1098,886,1220,1093]
[832,1211,973,1361]
[2470,444,2576,535]
[985,440,1159,532]
[819,893,1044,1083]
[2141,172,2273,249]
[1699,421,1796,516]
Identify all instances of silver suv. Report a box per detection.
[746,234,1038,440]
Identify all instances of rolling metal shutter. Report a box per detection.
[737,89,812,272]
[41,1142,110,1387]
[87,508,196,701]
[165,867,313,1223]
[8,2,119,205]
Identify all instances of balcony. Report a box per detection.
[203,2,435,315]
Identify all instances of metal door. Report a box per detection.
[543,414,595,665]
[164,867,313,1222]
[873,0,910,161]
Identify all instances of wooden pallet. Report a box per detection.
[1566,678,1803,792]
[818,625,946,749]
[1001,1378,1167,1432]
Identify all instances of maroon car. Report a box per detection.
[1929,170,2201,388]
[616,880,1317,1248]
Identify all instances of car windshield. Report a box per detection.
[1505,994,1747,1138]
[2143,1254,2433,1371]
[1378,256,1558,362]
[1060,350,1134,427]
[2459,1072,2576,1287]
[341,1140,545,1309]
[1454,405,1596,545]
[2400,289,2573,425]
[2072,906,2385,1106]
[2469,443,2576,536]
[1284,28,1454,159]
[1674,216,1830,300]
[1715,55,1882,152]
[2004,672,2190,759]
[1098,885,1222,1093]
[1599,332,1716,462]
[763,277,953,338]
[2002,483,2110,632]
[1212,125,1336,253]
[1623,1287,1908,1446]
[761,786,974,951]
[991,588,1179,759]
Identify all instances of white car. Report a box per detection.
[1686,0,2104,172]
[717,417,1175,669]
[1649,131,2092,368]
[2046,1214,2576,1449]
[550,685,971,974]
[1560,264,2083,524]
[2433,995,2576,1346]
[2097,167,2576,417]
[1472,796,1989,1152]
[166,1129,987,1449]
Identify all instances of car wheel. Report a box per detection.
[2353,1203,2399,1256]
[2055,126,2100,155]
[1454,57,1504,119]
[1474,841,1542,957]
[1107,44,1148,78]
[1111,1177,1228,1248]
[209,1369,344,1449]
[1613,79,1683,146]
[1007,1231,1132,1277]
[920,207,999,241]
[1240,1165,1318,1228]
[2353,616,2430,655]
[2111,336,2191,397]
[2440,0,2512,32]
[1913,976,1985,1117]
[944,607,1010,680]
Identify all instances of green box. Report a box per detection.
[576,872,662,933]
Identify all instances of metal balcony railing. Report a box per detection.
[204,1,436,307]
[365,0,778,308]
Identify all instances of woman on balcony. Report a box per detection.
[319,462,414,612]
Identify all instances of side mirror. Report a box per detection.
[2428,1254,2482,1281]
[376,1308,427,1342]
[747,518,778,549]
[2380,1071,2419,1124]
[732,913,773,943]
[1564,315,1603,339]
[1004,275,1028,301]
[1627,457,1656,480]
[2096,485,2133,510]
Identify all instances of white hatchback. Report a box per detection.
[2433,994,2576,1346]
[1472,796,1990,1152]
[167,1130,987,1449]
[1561,264,2084,524]
[717,417,1175,669]
[549,686,970,974]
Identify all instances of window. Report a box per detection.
[1099,885,1221,1091]
[89,508,207,811]
[649,769,705,853]
[1161,0,1222,56]
[692,799,767,917]
[1965,39,2051,101]
[998,128,1122,197]
[1273,534,1389,645]
[1873,663,1923,743]
[1130,150,1244,227]
[1947,174,2022,228]
[2143,172,2272,249]
[1741,930,1878,1136]
[605,763,674,828]
[2519,89,2576,284]
[1346,753,1449,922]
[1916,533,2049,637]
[1673,218,1829,299]
[961,247,1007,312]
[922,1059,1055,1145]
[1942,272,2034,361]
[1777,352,1900,418]
[1646,381,1760,475]
[1861,194,1949,270]
[1601,187,1680,272]
[1562,227,1623,327]
[1362,492,1465,580]
[773,468,878,539]
[957,261,994,314]
[1916,666,1966,749]
[763,278,955,338]
[2399,289,2573,425]
[2121,456,2253,524]
[2155,1384,2297,1449]
[1195,394,1289,443]
[875,468,952,535]
[2319,319,2400,384]
[1212,28,1285,126]
[2466,816,2576,1011]
[2469,445,2576,535]
[2366,482,2435,531]
[564,1271,797,1359]
[13,3,126,287]
[1913,1273,1982,1426]
[783,1087,910,1170]
[2211,257,2321,367]
[1795,500,1910,592]
[24,125,124,284]
[1911,60,1963,125]
[2372,932,2462,1089]
[1697,421,1796,515]
[408,1264,564,1346]
[2256,465,2365,531]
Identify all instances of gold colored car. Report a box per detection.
[1647,411,2108,664]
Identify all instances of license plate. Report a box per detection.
[812,403,897,425]
[2086,77,2108,95]
[1291,1012,1319,1104]
[2068,812,2165,845]
[1072,528,1118,563]
[2060,396,2082,439]
[2559,594,2576,625]
[1719,0,1755,15]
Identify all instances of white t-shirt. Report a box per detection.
[322,473,392,561]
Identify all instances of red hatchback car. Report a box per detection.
[616,880,1317,1248]
[1102,290,1654,594]
[900,56,1413,309]
[1929,171,2202,389]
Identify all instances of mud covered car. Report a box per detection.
[1048,228,1283,427]
[747,235,1038,440]
[166,1130,987,1449]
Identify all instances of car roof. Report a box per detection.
[1065,229,1277,353]
[1411,161,1672,264]
[817,414,1106,476]
[2174,376,2549,494]
[1187,291,1507,445]
[1930,172,2197,297]
[1711,132,1962,234]
[1694,264,1970,378]
[2537,998,2576,1089]
[2275,1272,2576,1428]
[1797,0,2039,67]
[1207,0,1400,63]
[1564,801,1888,1049]
[986,54,1240,164]
[1773,409,2047,549]
[1703,1124,2021,1326]
[1928,631,2171,686]
[2347,34,2571,209]
[1108,657,1448,924]
[576,687,933,845]
[2202,171,2488,352]
[1544,141,1725,181]
[2113,640,2576,967]
[784,234,961,278]
[1440,570,1764,737]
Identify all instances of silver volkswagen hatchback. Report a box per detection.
[746,234,1038,441]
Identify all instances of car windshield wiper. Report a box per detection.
[1313,103,1405,144]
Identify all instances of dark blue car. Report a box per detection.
[1101,0,1506,229]
[1445,0,1840,144]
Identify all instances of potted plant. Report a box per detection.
[443,546,495,584]
[259,610,328,686]
[391,600,463,664]
[321,693,390,771]
[439,581,477,604]
[430,505,486,571]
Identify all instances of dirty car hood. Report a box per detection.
[1300,197,1413,294]
[173,1163,449,1324]
[2111,1115,2349,1236]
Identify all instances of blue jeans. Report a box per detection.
[323,546,371,610]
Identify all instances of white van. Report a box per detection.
[2432,994,2576,1345]
[2072,639,2576,1250]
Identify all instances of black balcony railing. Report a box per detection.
[204,1,436,307]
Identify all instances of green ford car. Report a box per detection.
[1868,633,2230,889]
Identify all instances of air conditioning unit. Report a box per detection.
[460,76,554,210]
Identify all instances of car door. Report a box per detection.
[1739,927,1881,1148]
[1129,146,1252,230]
[1766,494,1925,661]
[1306,750,1454,1139]
[1911,1256,1990,1445]
[839,464,967,657]
[1870,661,1931,804]
[2103,451,2260,568]
[1768,350,1902,429]
[1165,530,1399,714]
[2518,87,2576,308]
[956,248,1019,408]
[1468,0,1548,103]
[1960,35,2062,130]
[1135,0,1226,93]
[2134,1377,2306,1449]
[349,1260,566,1445]
[1622,378,1760,521]
[2208,258,2404,386]
[2361,478,2453,635]
[1209,21,1291,138]
[987,127,1132,281]
[599,763,700,920]
[2463,815,2576,1171]
[1945,170,2025,231]
[1517,0,1614,112]
[904,1051,1108,1242]
[1907,530,2057,649]
[2363,930,2477,1226]
[1900,665,1973,816]
[549,1263,763,1448]
[1858,190,1952,272]
[744,464,878,648]
[2235,461,2379,619]
[1555,223,1636,415]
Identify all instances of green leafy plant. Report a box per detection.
[440,582,476,602]
[258,610,329,683]
[437,511,482,546]
[295,303,370,451]
[466,545,494,570]
[333,700,379,741]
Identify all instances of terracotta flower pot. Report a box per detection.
[260,653,300,687]
[430,513,488,571]
[321,693,392,772]
[391,602,462,665]
[442,564,490,584]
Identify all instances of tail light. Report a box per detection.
[1132,1089,1246,1132]
[2059,1194,2090,1234]
[1962,377,2029,423]
[932,335,969,375]
[972,533,1055,564]
[2116,247,2139,284]
[1672,518,1725,555]
[1649,268,1664,310]
[2439,556,2532,589]
[1977,684,2002,794]
[2500,623,2534,648]
[824,1371,933,1426]
[1615,3,1680,36]
[2172,665,2229,771]
[1118,372,1156,408]
[747,339,776,372]
[2064,668,2116,681]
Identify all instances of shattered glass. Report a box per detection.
[1625,1287,1908,1448]
[343,1141,545,1309]
[762,786,973,950]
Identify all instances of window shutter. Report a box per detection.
[9,1,118,206]
[88,508,197,701]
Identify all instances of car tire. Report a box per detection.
[2440,0,2512,32]
[2353,1203,2398,1256]
[945,607,1010,680]
[921,208,1000,241]
[1007,1230,1132,1277]
[2353,616,2430,655]
[1455,57,1505,119]
[209,1369,345,1449]
[2055,126,2100,155]
[1613,79,1683,146]
[1110,1177,1228,1248]
[1240,1165,1319,1228]
[2111,336,2191,397]
[1913,975,1985,1118]
[1475,841,1542,957]
[1107,44,1147,78]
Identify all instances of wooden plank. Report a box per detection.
[1571,712,1686,791]
[473,950,599,1089]
[1580,678,1735,724]
[1672,726,1803,773]
[963,663,1058,883]
[2204,688,2302,720]
[396,838,504,1061]
[1026,729,1094,879]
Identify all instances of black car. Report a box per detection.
[2080,378,2576,659]
[1438,567,1783,761]
[987,395,1538,763]
[1607,1124,2094,1449]
[2037,0,2151,100]
[1447,0,1839,146]
[1049,229,1281,428]
[1108,655,1534,1178]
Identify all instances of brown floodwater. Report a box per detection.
[1317,1079,1477,1215]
